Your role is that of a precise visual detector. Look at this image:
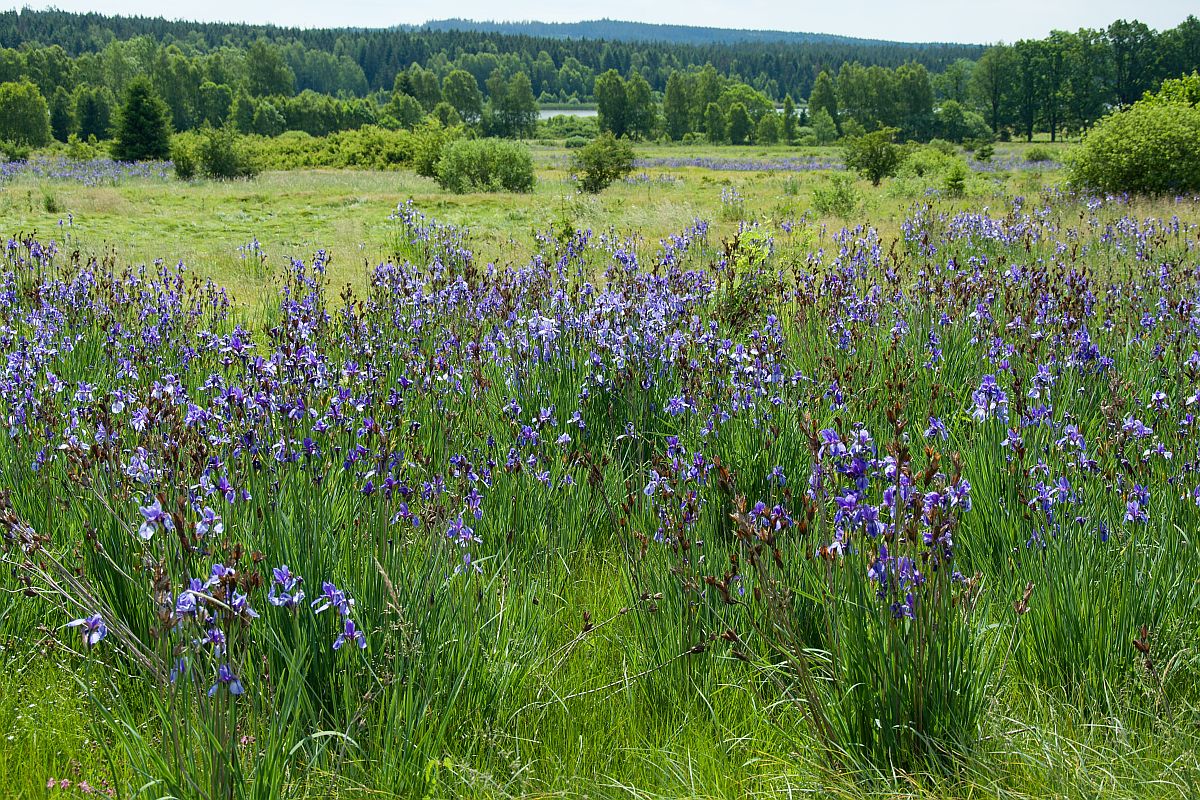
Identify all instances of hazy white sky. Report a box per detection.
[6,1,1195,43]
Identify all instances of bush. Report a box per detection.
[971,141,995,162]
[811,173,861,218]
[170,134,198,180]
[842,127,905,186]
[411,119,462,179]
[538,114,599,141]
[572,131,635,194]
[66,133,99,161]
[565,135,590,149]
[1025,146,1054,163]
[1068,83,1200,194]
[334,125,415,169]
[435,138,534,194]
[943,160,968,197]
[0,139,32,161]
[196,125,259,180]
[926,138,958,156]
[901,146,959,179]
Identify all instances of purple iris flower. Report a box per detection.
[67,614,107,647]
[208,664,245,696]
[333,618,367,650]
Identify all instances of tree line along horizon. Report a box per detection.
[0,9,1198,152]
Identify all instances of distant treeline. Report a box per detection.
[0,8,980,101]
[419,18,944,47]
[0,8,1197,148]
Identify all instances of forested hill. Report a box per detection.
[0,8,983,98]
[419,18,942,47]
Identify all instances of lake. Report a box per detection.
[538,108,598,119]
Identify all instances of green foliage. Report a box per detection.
[571,131,635,193]
[781,94,797,143]
[1025,145,1054,162]
[411,119,462,178]
[74,86,113,141]
[1148,71,1200,106]
[113,78,172,161]
[170,134,198,180]
[809,70,839,127]
[971,140,995,161]
[48,85,74,142]
[425,102,459,129]
[65,132,98,160]
[537,113,597,141]
[925,138,957,156]
[791,127,818,146]
[485,70,538,138]
[810,108,838,144]
[703,102,726,143]
[727,102,752,144]
[943,159,968,196]
[196,81,233,127]
[663,72,690,141]
[842,127,905,185]
[196,125,260,180]
[441,70,483,126]
[755,112,781,144]
[810,173,861,218]
[252,101,286,137]
[245,38,295,97]
[0,139,31,160]
[244,126,418,171]
[394,63,442,111]
[594,69,629,138]
[385,93,425,129]
[935,99,992,143]
[0,6,1197,149]
[1069,80,1200,193]
[0,80,51,147]
[435,137,534,193]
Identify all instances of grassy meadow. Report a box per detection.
[3,139,1199,800]
[0,141,1070,301]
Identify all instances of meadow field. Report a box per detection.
[2,140,1199,800]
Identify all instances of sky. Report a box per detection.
[6,1,1195,43]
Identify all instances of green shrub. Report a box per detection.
[901,146,958,179]
[972,141,995,162]
[334,125,414,169]
[1025,145,1054,163]
[411,119,462,179]
[196,125,259,180]
[170,133,198,180]
[0,139,32,161]
[1068,94,1200,194]
[564,135,589,149]
[943,160,968,197]
[572,131,635,194]
[538,114,598,140]
[842,127,905,186]
[435,138,534,194]
[926,138,958,156]
[811,173,861,218]
[41,187,61,213]
[66,133,99,161]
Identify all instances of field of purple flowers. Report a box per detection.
[2,189,1200,798]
